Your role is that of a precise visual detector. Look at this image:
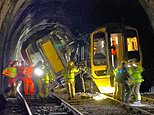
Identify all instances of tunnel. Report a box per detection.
[0,0,154,94]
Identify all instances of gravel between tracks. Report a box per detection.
[54,93,136,115]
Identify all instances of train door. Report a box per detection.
[110,33,124,69]
[39,39,64,77]
[90,28,113,93]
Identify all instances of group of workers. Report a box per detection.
[2,60,52,98]
[113,59,144,104]
[2,57,143,104]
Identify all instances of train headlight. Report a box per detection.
[34,67,44,77]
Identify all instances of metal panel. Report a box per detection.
[40,39,64,74]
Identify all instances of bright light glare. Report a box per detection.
[93,93,107,101]
[34,68,44,76]
[99,87,114,93]
[127,64,131,67]
[132,63,137,67]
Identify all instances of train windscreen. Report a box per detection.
[126,29,140,62]
[93,32,107,66]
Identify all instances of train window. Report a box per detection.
[126,30,140,62]
[26,44,44,65]
[93,33,107,66]
[127,37,138,51]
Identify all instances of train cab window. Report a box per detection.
[127,37,138,51]
[93,33,107,66]
[126,30,140,62]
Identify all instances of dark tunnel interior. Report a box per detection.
[0,0,154,92]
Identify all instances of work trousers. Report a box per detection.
[7,78,16,96]
[24,78,34,95]
[66,81,75,99]
[41,82,49,97]
[132,82,141,101]
[112,55,117,69]
[121,81,131,102]
[113,82,122,100]
[34,79,42,98]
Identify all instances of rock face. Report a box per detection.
[141,0,154,31]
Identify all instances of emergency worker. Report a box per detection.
[63,61,80,100]
[128,59,144,104]
[41,62,52,98]
[16,61,25,82]
[2,61,18,97]
[16,61,25,83]
[23,64,34,95]
[33,61,44,98]
[116,61,133,102]
[16,61,25,93]
[113,66,122,100]
[111,40,117,68]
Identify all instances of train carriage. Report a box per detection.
[90,25,142,93]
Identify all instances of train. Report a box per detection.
[90,24,142,93]
[22,24,143,94]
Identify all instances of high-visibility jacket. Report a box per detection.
[42,73,50,84]
[111,45,117,55]
[63,67,79,82]
[23,66,33,78]
[130,66,143,83]
[114,67,132,83]
[2,67,17,78]
[41,66,49,83]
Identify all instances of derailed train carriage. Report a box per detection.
[22,26,72,89]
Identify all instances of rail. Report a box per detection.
[16,81,32,115]
[52,93,83,115]
[104,93,154,115]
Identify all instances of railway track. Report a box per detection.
[0,81,32,115]
[55,92,154,115]
[55,93,134,115]
[105,93,154,115]
[1,81,154,115]
[24,94,82,115]
[1,82,83,115]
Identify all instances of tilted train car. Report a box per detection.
[24,29,72,89]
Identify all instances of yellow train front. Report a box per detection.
[90,25,142,94]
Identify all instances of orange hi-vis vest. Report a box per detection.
[111,45,117,55]
[23,66,33,78]
[3,67,17,78]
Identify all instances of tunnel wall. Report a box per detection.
[139,0,154,31]
[0,0,30,68]
[0,0,154,92]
